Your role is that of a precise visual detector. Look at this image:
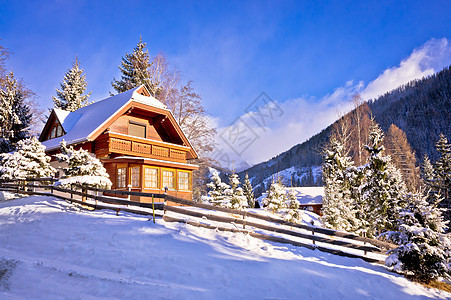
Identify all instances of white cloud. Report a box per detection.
[361,38,451,100]
[212,38,451,168]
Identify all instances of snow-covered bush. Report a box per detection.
[0,137,55,180]
[55,141,111,188]
[206,171,230,207]
[382,192,451,283]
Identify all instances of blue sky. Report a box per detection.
[1,0,451,165]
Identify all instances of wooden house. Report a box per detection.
[39,85,198,202]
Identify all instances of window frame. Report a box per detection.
[129,165,141,188]
[117,166,127,189]
[177,170,191,191]
[144,166,159,189]
[162,168,176,190]
[128,121,147,139]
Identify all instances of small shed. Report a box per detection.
[258,186,324,215]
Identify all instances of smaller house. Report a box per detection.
[258,186,324,215]
[285,187,323,215]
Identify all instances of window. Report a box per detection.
[129,122,146,138]
[117,167,126,188]
[144,167,159,189]
[50,126,57,139]
[48,122,64,140]
[162,169,175,189]
[56,124,63,137]
[178,171,190,190]
[130,166,140,188]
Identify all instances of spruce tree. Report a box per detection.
[0,136,55,180]
[361,120,407,237]
[111,37,161,97]
[242,173,255,208]
[0,71,31,152]
[262,181,287,213]
[225,172,248,210]
[284,190,301,223]
[55,141,111,188]
[383,192,450,283]
[434,134,451,212]
[206,170,230,206]
[53,58,92,112]
[421,154,435,190]
[321,136,358,231]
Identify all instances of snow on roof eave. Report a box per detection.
[44,137,90,152]
[53,108,82,133]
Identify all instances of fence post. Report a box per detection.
[312,230,315,245]
[152,195,156,223]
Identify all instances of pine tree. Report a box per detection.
[225,172,247,210]
[383,192,450,283]
[321,136,358,231]
[111,37,161,97]
[242,173,255,208]
[0,136,55,180]
[361,120,407,237]
[206,170,229,207]
[0,71,31,152]
[55,141,111,188]
[53,58,92,112]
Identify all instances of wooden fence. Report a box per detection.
[0,178,396,264]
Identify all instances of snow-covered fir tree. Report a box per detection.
[321,136,358,232]
[433,134,450,211]
[383,191,451,283]
[242,173,255,208]
[0,71,31,152]
[0,136,55,180]
[262,180,287,213]
[361,120,407,237]
[52,58,92,112]
[284,190,301,223]
[421,154,435,193]
[111,37,161,97]
[206,170,230,206]
[224,172,248,210]
[55,141,111,188]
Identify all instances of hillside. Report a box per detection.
[1,195,449,299]
[240,66,451,194]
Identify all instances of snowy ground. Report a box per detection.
[0,195,449,299]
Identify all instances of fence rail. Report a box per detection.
[0,178,396,264]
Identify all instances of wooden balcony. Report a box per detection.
[95,132,189,163]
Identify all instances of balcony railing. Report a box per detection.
[95,132,188,162]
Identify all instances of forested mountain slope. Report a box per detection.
[240,66,451,192]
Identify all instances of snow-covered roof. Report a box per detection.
[285,187,324,205]
[53,108,81,133]
[257,186,324,206]
[42,86,168,151]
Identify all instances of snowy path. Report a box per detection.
[0,195,449,299]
